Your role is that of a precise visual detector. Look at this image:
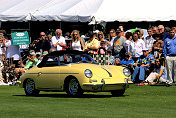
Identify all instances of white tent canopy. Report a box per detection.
[93,0,176,22]
[0,0,53,21]
[0,0,176,22]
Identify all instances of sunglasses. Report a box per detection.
[41,35,45,36]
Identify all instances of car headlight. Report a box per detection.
[84,69,92,78]
[123,68,131,77]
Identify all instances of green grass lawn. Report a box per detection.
[0,85,176,118]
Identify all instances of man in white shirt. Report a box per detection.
[51,29,66,51]
[144,28,155,53]
[130,33,146,61]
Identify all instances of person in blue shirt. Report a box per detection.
[144,58,168,85]
[120,53,134,72]
[163,28,176,86]
[132,48,155,83]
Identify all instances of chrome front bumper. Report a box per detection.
[82,78,131,91]
[82,83,128,92]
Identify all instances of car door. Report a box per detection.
[36,56,61,90]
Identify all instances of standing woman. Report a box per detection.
[129,32,145,61]
[124,32,133,53]
[97,31,105,42]
[152,33,163,58]
[97,31,109,48]
[107,29,117,49]
[71,30,84,51]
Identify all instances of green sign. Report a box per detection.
[11,32,30,45]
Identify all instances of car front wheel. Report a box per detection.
[66,78,83,96]
[111,89,125,96]
[24,79,39,96]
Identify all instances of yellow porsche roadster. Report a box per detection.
[19,50,132,96]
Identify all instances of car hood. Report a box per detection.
[70,63,126,78]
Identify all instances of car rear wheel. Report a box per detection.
[66,78,83,96]
[24,79,39,96]
[111,89,125,96]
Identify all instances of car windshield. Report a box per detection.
[59,54,97,65]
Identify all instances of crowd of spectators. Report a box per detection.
[0,24,176,87]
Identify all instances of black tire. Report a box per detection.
[66,78,83,96]
[111,89,125,96]
[24,79,40,96]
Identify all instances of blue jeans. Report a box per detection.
[132,66,147,82]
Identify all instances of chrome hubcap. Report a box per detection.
[26,79,35,94]
[69,79,79,95]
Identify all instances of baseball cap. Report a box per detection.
[116,28,123,33]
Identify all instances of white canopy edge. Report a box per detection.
[0,0,176,22]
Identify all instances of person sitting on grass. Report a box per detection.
[132,48,155,83]
[120,52,134,73]
[144,58,168,85]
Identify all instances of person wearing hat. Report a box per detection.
[132,48,155,83]
[14,51,39,77]
[84,31,99,55]
[112,28,126,60]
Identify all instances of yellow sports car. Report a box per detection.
[19,50,132,96]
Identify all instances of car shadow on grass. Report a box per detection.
[13,93,129,98]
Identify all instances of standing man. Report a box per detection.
[144,28,155,53]
[35,32,51,53]
[84,31,99,55]
[152,26,159,35]
[51,29,66,51]
[113,28,126,60]
[158,25,169,41]
[163,28,176,86]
